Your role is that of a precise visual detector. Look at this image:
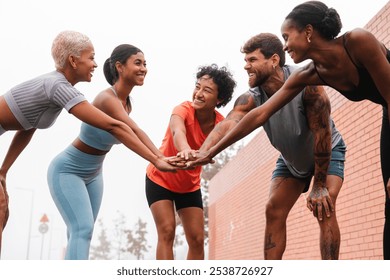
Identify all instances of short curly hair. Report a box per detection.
[196,64,236,108]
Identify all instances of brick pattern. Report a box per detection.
[208,2,390,260]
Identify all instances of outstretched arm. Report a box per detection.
[70,101,177,172]
[169,114,195,159]
[190,75,305,167]
[0,129,36,232]
[200,92,256,152]
[304,85,333,221]
[99,96,166,159]
[186,93,256,167]
[0,129,36,179]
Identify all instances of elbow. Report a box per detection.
[105,119,126,135]
[254,108,271,127]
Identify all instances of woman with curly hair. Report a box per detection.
[145,64,236,259]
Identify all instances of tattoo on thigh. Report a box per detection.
[272,177,289,191]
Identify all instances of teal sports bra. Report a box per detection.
[78,122,120,151]
[78,87,128,151]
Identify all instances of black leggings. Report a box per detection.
[381,106,390,259]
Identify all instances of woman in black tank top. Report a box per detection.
[280,1,390,260]
[280,1,390,259]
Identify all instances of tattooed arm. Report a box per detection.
[189,92,256,166]
[304,85,333,221]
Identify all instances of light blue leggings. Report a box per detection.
[47,145,105,260]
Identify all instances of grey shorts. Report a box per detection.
[272,138,346,192]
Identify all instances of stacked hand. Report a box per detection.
[167,150,215,169]
[155,156,185,172]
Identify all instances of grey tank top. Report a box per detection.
[251,65,342,178]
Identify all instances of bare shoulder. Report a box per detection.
[92,88,117,108]
[346,28,382,50]
[93,88,114,102]
[233,91,255,106]
[347,28,377,41]
[346,28,385,63]
[222,91,256,121]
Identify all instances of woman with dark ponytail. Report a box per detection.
[47,44,179,259]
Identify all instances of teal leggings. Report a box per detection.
[47,145,105,260]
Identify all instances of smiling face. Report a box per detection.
[281,19,309,64]
[244,49,274,88]
[119,52,147,86]
[192,75,219,111]
[73,43,97,83]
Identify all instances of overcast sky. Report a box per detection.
[0,0,388,260]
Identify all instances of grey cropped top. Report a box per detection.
[3,71,86,129]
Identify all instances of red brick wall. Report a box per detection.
[208,2,390,260]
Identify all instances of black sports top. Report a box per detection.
[314,33,388,106]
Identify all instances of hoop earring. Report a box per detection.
[307,36,311,43]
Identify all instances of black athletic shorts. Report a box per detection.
[145,175,203,210]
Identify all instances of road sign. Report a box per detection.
[40,213,49,223]
[39,223,49,234]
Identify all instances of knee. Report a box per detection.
[187,233,204,249]
[70,221,94,241]
[265,200,284,223]
[157,223,176,243]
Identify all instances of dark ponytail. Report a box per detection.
[103,58,115,85]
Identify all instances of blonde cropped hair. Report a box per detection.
[51,30,92,70]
